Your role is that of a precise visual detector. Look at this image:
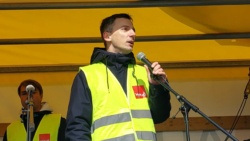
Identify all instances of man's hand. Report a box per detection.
[144,62,167,85]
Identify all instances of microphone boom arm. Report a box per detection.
[152,76,239,141]
[136,52,238,140]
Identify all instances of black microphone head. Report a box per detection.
[137,52,146,61]
[26,84,35,93]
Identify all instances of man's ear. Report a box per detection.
[103,32,111,41]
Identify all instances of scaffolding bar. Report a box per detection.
[1,32,250,45]
[1,0,250,10]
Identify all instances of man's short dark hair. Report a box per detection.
[17,79,43,96]
[100,13,133,47]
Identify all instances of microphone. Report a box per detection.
[137,52,169,84]
[26,84,35,94]
[136,52,153,72]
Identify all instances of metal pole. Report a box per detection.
[1,0,250,10]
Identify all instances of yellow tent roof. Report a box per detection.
[1,0,250,72]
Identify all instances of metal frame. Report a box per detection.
[1,0,250,10]
[1,32,250,45]
[1,60,250,73]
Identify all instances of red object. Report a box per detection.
[39,133,50,141]
[132,85,147,99]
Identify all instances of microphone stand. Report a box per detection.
[152,75,239,141]
[26,91,35,141]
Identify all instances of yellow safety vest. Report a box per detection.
[80,63,156,141]
[7,114,61,141]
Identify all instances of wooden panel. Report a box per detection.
[155,116,250,131]
[1,116,249,137]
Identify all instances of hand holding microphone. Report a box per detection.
[137,52,167,85]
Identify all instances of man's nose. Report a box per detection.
[130,30,136,39]
[131,29,136,36]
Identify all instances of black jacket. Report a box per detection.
[65,48,171,141]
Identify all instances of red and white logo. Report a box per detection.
[132,85,148,99]
[39,133,50,141]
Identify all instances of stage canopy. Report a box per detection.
[1,0,250,73]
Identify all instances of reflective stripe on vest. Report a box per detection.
[7,114,61,141]
[91,110,152,132]
[80,63,156,141]
[102,132,156,141]
[91,111,155,141]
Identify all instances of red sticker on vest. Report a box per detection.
[39,133,50,141]
[132,85,147,99]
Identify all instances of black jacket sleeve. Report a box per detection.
[148,83,171,124]
[58,117,66,141]
[3,130,7,141]
[65,70,92,141]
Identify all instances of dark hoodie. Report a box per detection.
[65,48,171,141]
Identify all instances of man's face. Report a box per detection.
[107,18,136,54]
[19,85,42,112]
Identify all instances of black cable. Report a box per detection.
[225,79,250,141]
[225,98,247,141]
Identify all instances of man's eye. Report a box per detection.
[122,27,129,31]
[20,91,36,95]
[21,92,28,95]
